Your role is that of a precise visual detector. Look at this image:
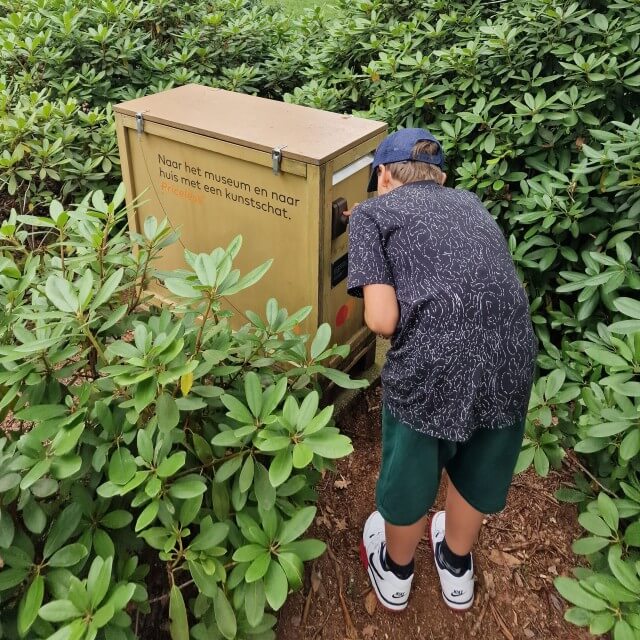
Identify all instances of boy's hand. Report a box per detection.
[343,202,360,217]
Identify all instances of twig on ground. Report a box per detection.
[483,522,520,534]
[302,585,315,627]
[310,610,333,640]
[471,592,490,636]
[537,489,560,505]
[502,541,537,552]
[326,545,359,640]
[301,561,318,627]
[490,602,515,640]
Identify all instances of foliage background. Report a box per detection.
[1,0,639,638]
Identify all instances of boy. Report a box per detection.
[346,128,537,612]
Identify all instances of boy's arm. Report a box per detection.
[363,284,399,338]
[347,203,398,337]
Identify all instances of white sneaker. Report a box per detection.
[430,511,475,611]
[360,511,413,612]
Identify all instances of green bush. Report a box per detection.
[0,83,118,208]
[0,0,329,214]
[285,1,640,636]
[2,0,640,636]
[0,187,365,639]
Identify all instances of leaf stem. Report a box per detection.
[194,294,214,355]
[565,456,618,499]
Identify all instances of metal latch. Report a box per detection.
[135,112,144,135]
[272,145,287,175]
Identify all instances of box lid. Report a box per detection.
[114,84,386,165]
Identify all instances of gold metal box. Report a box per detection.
[114,85,386,370]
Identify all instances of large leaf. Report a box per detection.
[280,539,326,561]
[45,276,78,313]
[310,324,331,360]
[38,600,81,622]
[277,552,304,591]
[254,462,276,511]
[244,579,266,628]
[157,393,180,432]
[245,551,271,583]
[190,520,229,552]
[88,556,112,610]
[555,577,608,611]
[269,449,293,487]
[221,259,272,296]
[214,586,237,640]
[278,506,316,545]
[169,585,189,640]
[264,560,288,611]
[304,431,353,459]
[108,449,137,486]
[168,477,207,499]
[17,575,44,637]
[614,297,640,319]
[44,504,82,559]
[244,372,263,418]
[319,368,368,389]
[608,546,640,594]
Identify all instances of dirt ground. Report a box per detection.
[277,384,599,640]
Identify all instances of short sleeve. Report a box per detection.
[347,205,394,298]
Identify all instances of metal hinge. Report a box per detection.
[271,145,287,175]
[135,112,144,135]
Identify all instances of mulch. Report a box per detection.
[276,383,600,640]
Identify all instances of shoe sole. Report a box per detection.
[428,514,474,613]
[359,539,407,613]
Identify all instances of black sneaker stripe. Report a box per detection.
[367,563,408,608]
[369,552,386,583]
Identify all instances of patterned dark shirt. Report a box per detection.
[347,180,537,442]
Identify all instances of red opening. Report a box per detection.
[336,304,350,327]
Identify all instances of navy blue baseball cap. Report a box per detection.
[367,128,445,192]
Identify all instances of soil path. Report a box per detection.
[277,384,598,640]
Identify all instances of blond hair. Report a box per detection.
[385,140,444,184]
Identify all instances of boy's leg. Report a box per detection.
[385,515,430,565]
[361,408,446,611]
[443,478,484,555]
[431,419,526,611]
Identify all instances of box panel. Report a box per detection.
[324,159,373,346]
[120,122,317,332]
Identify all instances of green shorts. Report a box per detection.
[376,407,525,526]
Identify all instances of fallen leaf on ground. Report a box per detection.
[364,590,377,616]
[316,515,330,528]
[483,570,496,598]
[311,569,322,593]
[334,517,348,531]
[334,477,351,490]
[549,592,564,613]
[488,549,522,567]
[362,624,377,638]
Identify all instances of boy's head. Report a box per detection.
[367,128,446,195]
